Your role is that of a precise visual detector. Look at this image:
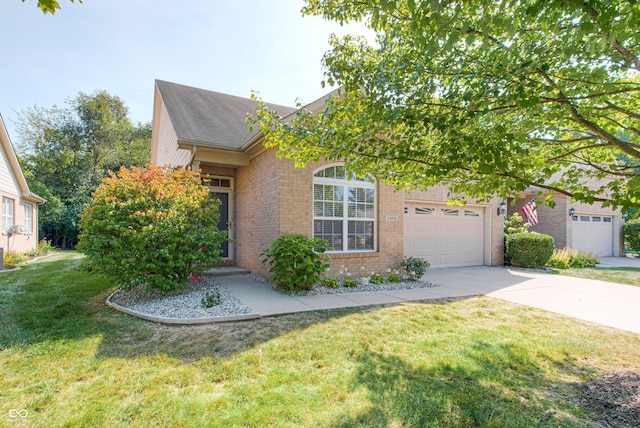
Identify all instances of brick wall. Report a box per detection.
[235,151,405,278]
[508,195,569,249]
[235,148,281,278]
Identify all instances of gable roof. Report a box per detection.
[155,80,297,149]
[0,115,45,204]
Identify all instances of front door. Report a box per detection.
[210,191,230,258]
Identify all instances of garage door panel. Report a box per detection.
[414,240,437,251]
[572,217,613,256]
[404,204,485,269]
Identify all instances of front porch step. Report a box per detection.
[203,266,250,277]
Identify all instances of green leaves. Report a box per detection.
[254,0,640,210]
[78,164,227,293]
[17,90,151,247]
[260,234,331,291]
[21,0,81,14]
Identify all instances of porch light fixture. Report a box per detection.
[497,201,507,216]
[569,207,576,217]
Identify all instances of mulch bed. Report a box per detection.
[572,371,640,427]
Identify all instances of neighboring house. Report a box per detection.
[509,190,624,257]
[0,114,45,256]
[151,80,505,278]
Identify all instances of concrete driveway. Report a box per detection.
[422,259,640,335]
[218,257,640,334]
[598,256,640,268]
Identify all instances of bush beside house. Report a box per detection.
[260,234,331,292]
[78,164,226,293]
[506,232,555,268]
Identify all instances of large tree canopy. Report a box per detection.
[254,0,640,210]
[16,90,151,247]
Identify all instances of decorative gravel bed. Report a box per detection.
[109,274,443,321]
[108,277,255,319]
[249,274,442,296]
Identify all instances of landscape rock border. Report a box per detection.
[106,294,261,325]
[106,278,261,325]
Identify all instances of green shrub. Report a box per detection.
[547,248,572,269]
[36,239,55,255]
[369,273,387,284]
[504,212,530,236]
[3,252,29,269]
[78,164,226,293]
[506,232,554,268]
[387,272,403,283]
[624,218,640,253]
[401,256,430,281]
[547,247,599,269]
[201,289,222,308]
[342,279,359,287]
[320,278,340,289]
[261,234,330,291]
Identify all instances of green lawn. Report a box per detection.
[555,266,640,287]
[2,252,639,427]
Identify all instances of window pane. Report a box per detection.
[314,220,343,250]
[2,198,15,233]
[314,165,375,253]
[24,204,33,233]
[348,187,374,219]
[348,220,374,250]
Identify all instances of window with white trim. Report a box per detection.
[313,165,376,252]
[24,204,33,233]
[416,207,435,215]
[2,198,14,233]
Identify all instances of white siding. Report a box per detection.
[155,101,192,167]
[0,141,20,196]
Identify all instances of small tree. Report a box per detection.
[78,164,226,292]
[504,213,530,237]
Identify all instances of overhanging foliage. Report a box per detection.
[253,0,640,210]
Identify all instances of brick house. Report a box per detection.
[0,114,45,257]
[151,80,505,278]
[509,192,624,257]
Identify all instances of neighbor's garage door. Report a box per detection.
[404,204,485,268]
[572,215,613,256]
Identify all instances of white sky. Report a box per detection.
[0,0,371,140]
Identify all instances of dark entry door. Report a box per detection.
[210,192,229,257]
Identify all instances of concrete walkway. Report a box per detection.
[216,257,640,335]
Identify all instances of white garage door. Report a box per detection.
[404,204,485,268]
[572,215,613,256]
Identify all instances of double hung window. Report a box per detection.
[2,198,14,233]
[313,165,376,252]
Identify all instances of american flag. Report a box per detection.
[522,200,538,226]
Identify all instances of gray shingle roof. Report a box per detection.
[156,80,297,149]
